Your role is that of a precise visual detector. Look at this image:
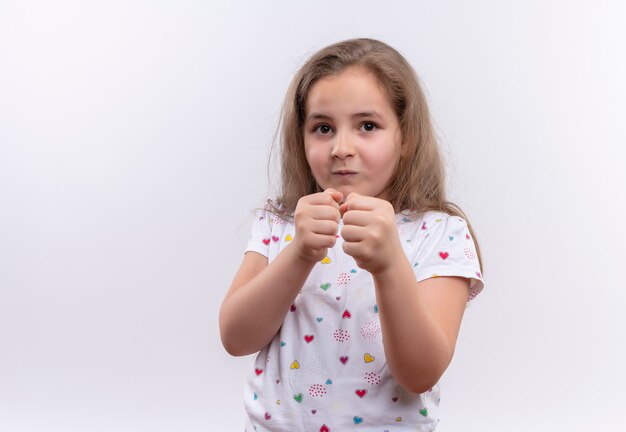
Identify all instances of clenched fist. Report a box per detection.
[292,188,343,263]
[339,193,403,274]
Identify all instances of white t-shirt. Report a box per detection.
[242,208,484,431]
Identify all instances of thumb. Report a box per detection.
[324,188,344,205]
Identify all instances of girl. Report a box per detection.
[219,38,484,431]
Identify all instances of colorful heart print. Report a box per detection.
[355,389,367,398]
[360,320,381,340]
[365,371,382,385]
[333,329,350,342]
[464,246,477,260]
[336,272,351,285]
[309,384,327,397]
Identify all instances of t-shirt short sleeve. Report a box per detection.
[244,209,273,258]
[413,213,484,302]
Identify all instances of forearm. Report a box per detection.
[372,254,451,393]
[220,244,316,356]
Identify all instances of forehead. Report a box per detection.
[305,66,394,117]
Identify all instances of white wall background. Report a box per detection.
[1,1,625,431]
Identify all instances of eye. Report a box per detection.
[360,122,377,132]
[314,124,332,134]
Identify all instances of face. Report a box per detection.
[303,66,402,202]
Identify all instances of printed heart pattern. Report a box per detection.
[247,211,481,423]
[336,272,351,285]
[360,321,381,340]
[333,329,349,342]
[309,384,327,397]
[365,371,382,385]
[319,425,329,432]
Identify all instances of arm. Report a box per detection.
[219,189,343,357]
[219,245,317,356]
[372,253,469,394]
[339,193,470,393]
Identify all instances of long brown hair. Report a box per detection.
[267,38,483,275]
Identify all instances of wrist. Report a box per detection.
[371,247,413,286]
[287,240,324,267]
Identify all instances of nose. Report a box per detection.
[330,131,355,159]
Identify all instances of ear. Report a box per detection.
[398,129,414,159]
[397,138,408,159]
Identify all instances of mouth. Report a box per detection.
[332,170,358,175]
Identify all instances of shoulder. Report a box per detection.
[246,203,294,255]
[396,210,467,230]
[252,206,293,231]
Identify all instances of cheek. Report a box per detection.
[304,145,327,171]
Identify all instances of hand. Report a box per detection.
[339,193,403,274]
[292,188,343,263]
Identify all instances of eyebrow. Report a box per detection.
[305,111,384,123]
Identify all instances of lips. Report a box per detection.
[332,170,357,175]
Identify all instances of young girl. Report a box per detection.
[219,38,484,431]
